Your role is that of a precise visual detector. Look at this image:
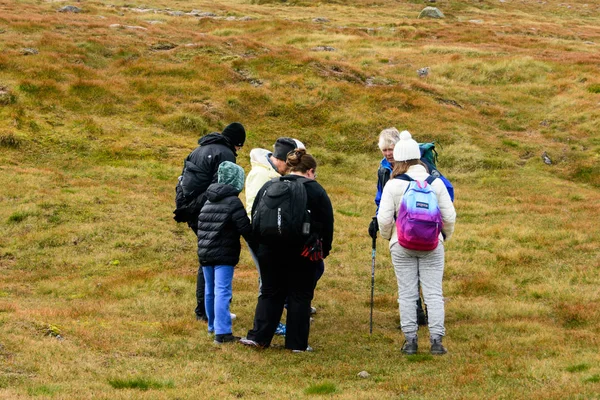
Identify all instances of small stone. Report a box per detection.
[469,19,484,24]
[167,10,184,16]
[311,46,336,52]
[58,5,82,13]
[357,371,370,378]
[542,151,552,165]
[313,17,330,23]
[417,67,430,77]
[21,48,39,55]
[418,7,444,19]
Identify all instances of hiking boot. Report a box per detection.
[274,322,286,336]
[430,337,447,355]
[214,334,240,344]
[239,337,262,348]
[292,345,313,353]
[196,314,208,322]
[401,337,418,355]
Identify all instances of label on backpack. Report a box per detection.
[396,177,443,251]
[252,177,310,245]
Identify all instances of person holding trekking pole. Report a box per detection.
[377,131,456,355]
[369,128,428,327]
[241,149,334,352]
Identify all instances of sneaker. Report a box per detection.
[310,306,317,315]
[214,334,240,344]
[430,338,447,355]
[230,313,237,320]
[239,337,261,347]
[274,322,286,336]
[292,345,313,353]
[401,337,418,355]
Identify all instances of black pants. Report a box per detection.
[190,223,206,318]
[247,245,317,350]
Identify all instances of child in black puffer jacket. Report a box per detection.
[197,161,252,344]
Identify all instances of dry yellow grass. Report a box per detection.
[0,0,599,398]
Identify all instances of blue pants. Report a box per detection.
[203,265,234,335]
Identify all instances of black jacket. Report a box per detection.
[180,133,237,230]
[251,175,334,258]
[197,183,252,267]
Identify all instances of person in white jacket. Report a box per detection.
[245,138,304,217]
[377,131,456,355]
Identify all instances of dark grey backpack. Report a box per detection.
[252,176,310,245]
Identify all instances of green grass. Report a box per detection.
[1,0,599,398]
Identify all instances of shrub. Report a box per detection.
[304,381,337,395]
[108,377,174,390]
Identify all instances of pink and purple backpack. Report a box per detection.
[395,174,443,251]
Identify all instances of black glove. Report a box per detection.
[368,217,378,239]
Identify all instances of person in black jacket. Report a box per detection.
[176,122,246,322]
[241,149,334,352]
[197,161,252,344]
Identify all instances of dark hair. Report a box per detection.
[391,159,428,178]
[286,148,317,173]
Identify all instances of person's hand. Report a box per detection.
[368,217,378,239]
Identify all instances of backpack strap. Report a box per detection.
[394,174,413,182]
[425,175,437,185]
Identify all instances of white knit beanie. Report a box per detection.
[393,130,421,162]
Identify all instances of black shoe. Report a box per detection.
[196,314,208,322]
[430,338,447,355]
[214,334,240,344]
[401,337,418,355]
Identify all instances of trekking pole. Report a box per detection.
[369,217,377,335]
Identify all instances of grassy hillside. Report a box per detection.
[1,0,599,398]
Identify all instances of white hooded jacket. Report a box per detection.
[377,164,456,250]
[245,148,280,217]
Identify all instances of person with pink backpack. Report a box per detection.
[377,131,456,355]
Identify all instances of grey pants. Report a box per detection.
[390,241,446,338]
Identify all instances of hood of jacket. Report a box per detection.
[205,182,240,202]
[249,148,276,170]
[199,132,236,155]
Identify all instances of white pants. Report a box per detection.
[390,241,446,338]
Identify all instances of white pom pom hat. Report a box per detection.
[393,130,421,162]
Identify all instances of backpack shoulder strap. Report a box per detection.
[425,175,437,185]
[394,174,413,182]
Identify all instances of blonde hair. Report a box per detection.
[391,160,428,178]
[378,127,401,150]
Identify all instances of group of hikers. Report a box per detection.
[174,122,456,355]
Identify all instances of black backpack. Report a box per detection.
[252,176,311,245]
[173,176,206,223]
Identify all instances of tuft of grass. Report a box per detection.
[583,375,600,383]
[27,384,61,396]
[7,211,34,223]
[0,133,22,148]
[587,84,600,94]
[108,377,175,390]
[304,381,338,395]
[162,115,209,135]
[405,354,434,363]
[566,363,590,373]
